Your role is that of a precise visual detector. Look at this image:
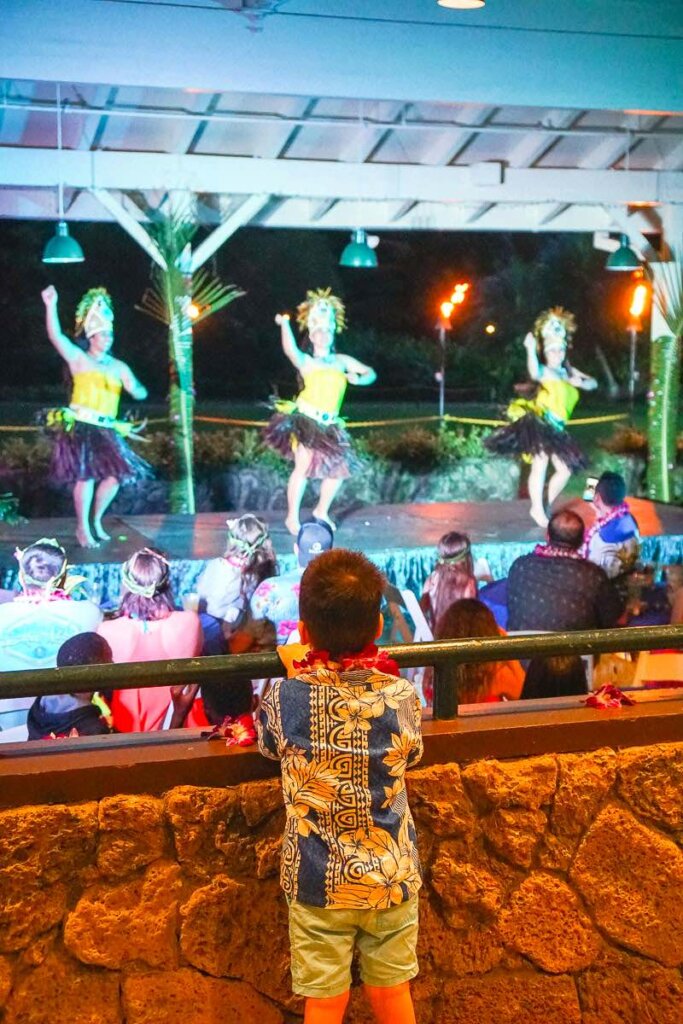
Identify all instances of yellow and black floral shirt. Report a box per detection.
[257,661,423,909]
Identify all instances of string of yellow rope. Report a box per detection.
[0,412,629,432]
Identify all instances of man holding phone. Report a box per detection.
[583,472,640,580]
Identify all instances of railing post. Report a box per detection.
[432,661,459,720]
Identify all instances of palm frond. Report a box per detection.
[647,244,683,339]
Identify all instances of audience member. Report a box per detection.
[169,676,255,735]
[507,510,622,632]
[0,538,102,674]
[196,514,277,655]
[669,567,683,625]
[250,519,334,645]
[98,547,203,731]
[27,632,113,739]
[583,471,640,579]
[420,531,477,632]
[258,550,423,1024]
[520,655,587,700]
[434,598,524,703]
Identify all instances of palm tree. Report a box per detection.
[137,209,243,513]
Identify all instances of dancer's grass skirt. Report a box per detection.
[49,422,153,484]
[484,412,587,472]
[264,411,354,479]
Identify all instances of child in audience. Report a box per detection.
[196,514,278,654]
[420,531,477,631]
[27,632,113,739]
[170,677,256,745]
[258,549,423,1024]
[521,655,587,700]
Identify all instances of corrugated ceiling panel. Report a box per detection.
[193,120,295,157]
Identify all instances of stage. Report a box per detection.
[1,496,682,606]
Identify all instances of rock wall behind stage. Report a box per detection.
[1,742,682,1023]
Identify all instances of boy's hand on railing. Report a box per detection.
[169,684,200,729]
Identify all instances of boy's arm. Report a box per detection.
[256,685,282,760]
[406,695,424,768]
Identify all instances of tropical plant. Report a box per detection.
[137,205,244,513]
[645,247,683,501]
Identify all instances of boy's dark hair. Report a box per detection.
[521,655,587,700]
[57,632,113,667]
[547,510,584,550]
[595,471,627,507]
[201,678,253,724]
[299,549,384,656]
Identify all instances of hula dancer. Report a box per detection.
[485,307,597,528]
[41,285,150,548]
[265,288,376,535]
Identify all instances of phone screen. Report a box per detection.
[583,476,598,501]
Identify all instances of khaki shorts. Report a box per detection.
[288,895,419,998]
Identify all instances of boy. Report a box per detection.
[258,549,423,1024]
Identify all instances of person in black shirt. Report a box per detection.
[508,510,622,633]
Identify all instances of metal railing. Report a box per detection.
[0,625,682,722]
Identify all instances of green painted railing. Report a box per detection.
[1,625,682,720]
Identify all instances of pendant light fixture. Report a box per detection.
[340,229,378,268]
[42,84,84,264]
[339,102,378,269]
[605,233,641,272]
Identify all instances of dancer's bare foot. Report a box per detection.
[93,521,111,542]
[529,505,549,529]
[312,509,337,532]
[284,515,300,536]
[76,526,100,549]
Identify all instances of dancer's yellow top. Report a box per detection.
[535,377,580,425]
[508,376,579,428]
[71,371,122,418]
[296,367,348,417]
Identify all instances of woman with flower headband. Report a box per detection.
[41,285,150,549]
[485,307,597,528]
[0,538,102,678]
[419,531,478,633]
[98,547,203,732]
[196,514,278,655]
[265,288,376,535]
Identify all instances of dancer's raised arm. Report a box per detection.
[523,331,542,381]
[275,313,307,371]
[41,286,81,365]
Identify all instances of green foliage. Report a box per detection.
[0,436,52,473]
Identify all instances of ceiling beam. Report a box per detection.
[505,110,581,168]
[0,189,660,235]
[3,148,681,207]
[90,188,167,268]
[190,192,270,270]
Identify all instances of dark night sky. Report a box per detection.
[0,220,637,401]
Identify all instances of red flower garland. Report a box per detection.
[293,643,399,677]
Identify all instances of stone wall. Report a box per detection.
[1,741,682,1023]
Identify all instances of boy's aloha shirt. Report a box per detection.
[257,647,423,909]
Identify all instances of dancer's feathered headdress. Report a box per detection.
[296,287,347,333]
[75,288,114,338]
[532,307,577,345]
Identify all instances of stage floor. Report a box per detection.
[1,496,681,563]
[1,497,682,602]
